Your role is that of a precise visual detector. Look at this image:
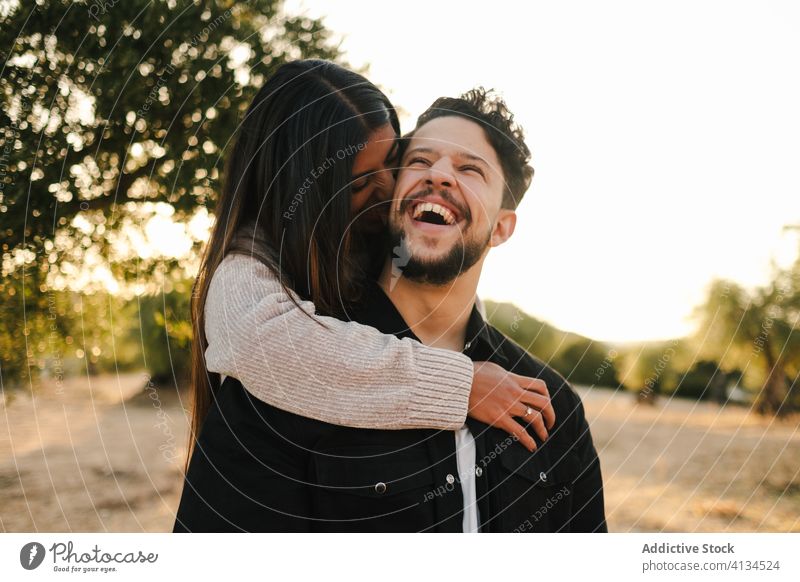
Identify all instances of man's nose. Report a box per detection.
[425,158,456,190]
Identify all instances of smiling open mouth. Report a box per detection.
[411,202,457,226]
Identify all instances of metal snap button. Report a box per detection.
[446,473,455,485]
[539,471,548,482]
[475,466,483,477]
[374,481,387,494]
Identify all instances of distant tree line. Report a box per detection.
[486,244,800,417]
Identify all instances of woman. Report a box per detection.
[175,60,553,531]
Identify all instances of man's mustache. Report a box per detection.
[398,186,471,223]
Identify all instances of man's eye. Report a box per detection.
[460,165,483,176]
[408,157,430,167]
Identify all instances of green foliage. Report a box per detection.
[1,0,339,255]
[133,277,193,386]
[552,340,619,387]
[615,340,683,397]
[691,250,800,415]
[484,300,619,387]
[670,360,724,401]
[485,301,561,363]
[0,263,54,387]
[0,261,141,389]
[0,0,341,387]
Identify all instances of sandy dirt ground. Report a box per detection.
[1,373,798,532]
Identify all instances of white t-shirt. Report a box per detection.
[455,424,480,532]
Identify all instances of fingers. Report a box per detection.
[515,403,548,442]
[469,362,556,449]
[518,391,556,430]
[511,374,549,396]
[507,374,555,430]
[498,417,537,452]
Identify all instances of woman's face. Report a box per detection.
[349,123,399,232]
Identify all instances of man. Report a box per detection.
[175,89,606,533]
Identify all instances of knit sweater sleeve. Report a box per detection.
[202,253,474,430]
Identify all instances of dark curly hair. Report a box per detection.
[411,87,533,209]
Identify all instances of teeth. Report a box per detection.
[412,201,456,225]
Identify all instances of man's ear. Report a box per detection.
[490,209,516,247]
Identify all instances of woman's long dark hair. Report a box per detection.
[186,60,399,469]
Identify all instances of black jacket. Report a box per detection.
[174,282,607,532]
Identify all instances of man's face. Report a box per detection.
[388,115,515,285]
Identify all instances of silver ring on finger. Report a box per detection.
[524,406,534,418]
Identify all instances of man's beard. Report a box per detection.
[388,222,491,287]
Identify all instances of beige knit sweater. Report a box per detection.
[203,253,474,430]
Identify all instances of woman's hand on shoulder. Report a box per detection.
[468,361,556,452]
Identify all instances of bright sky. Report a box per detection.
[283,0,800,343]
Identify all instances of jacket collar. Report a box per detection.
[349,280,509,367]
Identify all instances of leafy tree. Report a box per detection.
[552,339,619,388]
[671,359,726,402]
[692,255,800,416]
[615,340,683,404]
[135,277,193,385]
[1,0,341,386]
